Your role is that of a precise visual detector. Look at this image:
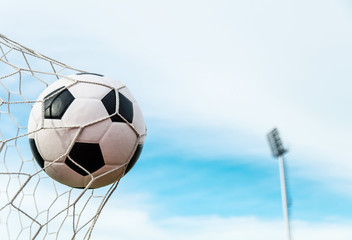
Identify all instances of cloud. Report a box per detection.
[92,199,352,240]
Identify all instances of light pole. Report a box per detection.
[267,128,291,240]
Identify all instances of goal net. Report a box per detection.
[0,34,120,239]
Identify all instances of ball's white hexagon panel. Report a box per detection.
[27,101,42,138]
[45,162,85,188]
[99,122,137,166]
[43,117,65,129]
[132,103,146,137]
[35,127,79,162]
[61,99,109,127]
[75,119,112,143]
[104,77,125,90]
[68,79,112,100]
[83,165,126,189]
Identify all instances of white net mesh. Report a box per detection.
[0,34,121,240]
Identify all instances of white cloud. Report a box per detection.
[92,200,352,240]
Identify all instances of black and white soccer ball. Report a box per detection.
[28,73,146,189]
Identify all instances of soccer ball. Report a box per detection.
[27,73,146,189]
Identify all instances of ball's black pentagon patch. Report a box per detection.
[101,90,134,123]
[44,87,75,119]
[125,144,143,174]
[76,72,104,77]
[118,92,134,123]
[29,138,45,169]
[101,90,116,118]
[65,142,105,176]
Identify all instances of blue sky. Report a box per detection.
[1,0,352,239]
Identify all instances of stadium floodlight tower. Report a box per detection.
[267,128,291,240]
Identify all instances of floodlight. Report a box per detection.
[267,128,287,158]
[267,128,291,240]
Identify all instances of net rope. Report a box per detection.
[0,34,123,240]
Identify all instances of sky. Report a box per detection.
[1,0,352,239]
